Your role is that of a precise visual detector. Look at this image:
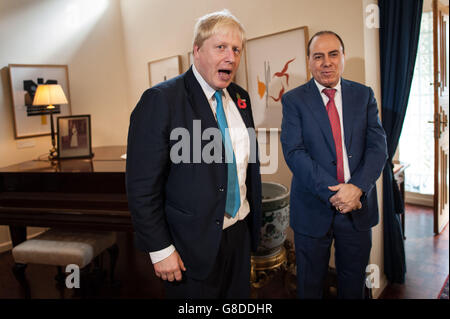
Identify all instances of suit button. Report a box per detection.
[219,186,224,192]
[348,155,353,158]
[332,161,336,165]
[216,219,220,225]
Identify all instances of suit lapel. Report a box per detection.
[303,79,336,157]
[184,67,218,129]
[227,84,252,128]
[341,79,354,150]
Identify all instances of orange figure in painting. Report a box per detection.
[257,75,266,99]
[273,58,295,86]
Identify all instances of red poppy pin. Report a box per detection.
[236,93,247,109]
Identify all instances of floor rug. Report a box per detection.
[438,275,449,299]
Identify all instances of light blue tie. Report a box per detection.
[214,90,240,218]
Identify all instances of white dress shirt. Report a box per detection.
[314,79,351,183]
[149,65,250,264]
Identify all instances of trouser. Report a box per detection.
[294,211,372,299]
[164,219,251,299]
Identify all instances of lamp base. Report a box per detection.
[48,147,58,162]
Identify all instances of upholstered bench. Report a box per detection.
[11,229,118,298]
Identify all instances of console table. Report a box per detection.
[0,146,132,247]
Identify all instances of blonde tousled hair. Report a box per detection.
[193,9,245,49]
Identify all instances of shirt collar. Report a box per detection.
[192,63,224,101]
[314,78,341,95]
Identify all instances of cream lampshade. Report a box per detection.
[32,84,68,160]
[32,84,68,107]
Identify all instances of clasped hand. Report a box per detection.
[328,183,363,214]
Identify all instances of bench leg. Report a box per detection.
[12,263,31,299]
[9,226,26,247]
[55,266,66,298]
[71,264,91,298]
[55,266,65,285]
[107,244,119,285]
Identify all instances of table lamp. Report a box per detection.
[32,84,68,160]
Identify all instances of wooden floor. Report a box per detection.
[380,204,449,299]
[0,204,447,299]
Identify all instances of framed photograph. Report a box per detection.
[244,26,310,130]
[57,115,93,159]
[8,64,72,139]
[148,55,182,87]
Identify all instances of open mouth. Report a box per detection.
[218,69,232,82]
[219,69,231,75]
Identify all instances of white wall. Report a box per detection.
[0,0,129,249]
[120,0,367,109]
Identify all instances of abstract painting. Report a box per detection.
[8,64,72,138]
[245,27,310,130]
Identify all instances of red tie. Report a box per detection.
[323,88,345,183]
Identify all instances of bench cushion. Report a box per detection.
[12,229,116,268]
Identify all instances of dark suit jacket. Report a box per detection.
[126,67,262,280]
[281,78,387,238]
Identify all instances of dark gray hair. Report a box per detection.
[307,31,345,56]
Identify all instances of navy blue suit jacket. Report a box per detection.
[126,67,262,280]
[281,78,387,238]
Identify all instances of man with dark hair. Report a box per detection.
[281,31,387,298]
[306,30,345,56]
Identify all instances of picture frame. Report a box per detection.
[234,50,247,89]
[187,51,194,68]
[8,64,72,139]
[244,26,310,130]
[148,55,182,87]
[57,115,93,159]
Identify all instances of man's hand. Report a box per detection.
[328,183,363,213]
[153,250,186,282]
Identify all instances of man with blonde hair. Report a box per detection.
[126,10,262,298]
